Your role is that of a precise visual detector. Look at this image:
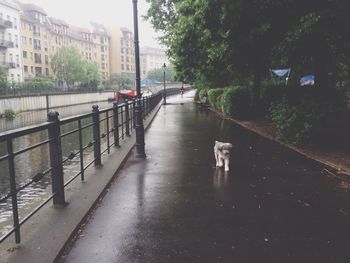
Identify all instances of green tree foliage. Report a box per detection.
[147,65,174,82]
[81,61,101,89]
[146,0,350,92]
[51,46,85,89]
[109,73,134,89]
[0,66,9,94]
[19,75,55,91]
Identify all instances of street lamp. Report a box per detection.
[132,0,146,158]
[162,63,166,105]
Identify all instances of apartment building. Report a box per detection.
[18,1,51,79]
[107,26,135,76]
[0,0,22,83]
[4,1,145,86]
[17,1,111,83]
[120,27,134,75]
[140,46,168,80]
[89,22,110,82]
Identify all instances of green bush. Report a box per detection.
[221,86,251,118]
[19,76,55,91]
[198,88,209,103]
[260,84,285,115]
[207,88,224,109]
[4,109,17,119]
[270,88,346,145]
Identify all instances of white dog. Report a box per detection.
[214,140,233,172]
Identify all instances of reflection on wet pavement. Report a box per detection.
[63,91,350,263]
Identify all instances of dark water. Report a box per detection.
[0,101,114,234]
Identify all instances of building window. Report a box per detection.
[34,39,41,50]
[34,53,41,64]
[24,65,28,72]
[35,67,42,76]
[23,51,27,58]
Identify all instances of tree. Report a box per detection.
[109,73,134,89]
[0,66,9,94]
[147,65,174,82]
[80,61,101,89]
[51,46,84,89]
[146,0,350,93]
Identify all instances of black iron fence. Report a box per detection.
[0,89,183,244]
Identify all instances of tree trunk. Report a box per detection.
[252,70,261,111]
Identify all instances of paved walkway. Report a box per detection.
[60,91,350,263]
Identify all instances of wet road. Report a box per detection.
[62,91,350,263]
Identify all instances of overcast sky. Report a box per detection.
[19,0,161,48]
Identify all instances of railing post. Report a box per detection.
[132,100,136,129]
[142,97,146,119]
[47,111,66,206]
[113,102,120,147]
[92,105,102,166]
[125,101,130,136]
[7,139,20,243]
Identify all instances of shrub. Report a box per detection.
[207,88,224,109]
[260,84,285,115]
[4,109,17,119]
[198,88,209,103]
[221,86,251,118]
[270,88,346,145]
[19,76,55,92]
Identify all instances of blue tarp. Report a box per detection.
[269,68,291,85]
[270,69,290,77]
[141,79,161,87]
[300,75,315,86]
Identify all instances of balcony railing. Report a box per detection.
[0,40,14,49]
[0,61,16,68]
[0,19,12,28]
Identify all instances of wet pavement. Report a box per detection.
[61,91,350,263]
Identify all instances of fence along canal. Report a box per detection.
[0,92,166,244]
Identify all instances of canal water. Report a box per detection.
[0,101,114,236]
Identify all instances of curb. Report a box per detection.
[0,102,163,263]
[200,103,350,177]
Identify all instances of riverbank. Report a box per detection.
[205,105,350,177]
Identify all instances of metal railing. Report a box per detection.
[0,92,167,244]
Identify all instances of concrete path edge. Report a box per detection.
[204,104,350,177]
[0,102,163,263]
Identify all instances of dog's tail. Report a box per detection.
[215,140,218,143]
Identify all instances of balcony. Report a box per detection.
[0,61,16,68]
[0,19,12,29]
[0,40,14,49]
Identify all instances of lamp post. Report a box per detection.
[162,63,166,105]
[132,0,146,158]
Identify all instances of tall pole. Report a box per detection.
[132,0,146,158]
[162,63,166,105]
